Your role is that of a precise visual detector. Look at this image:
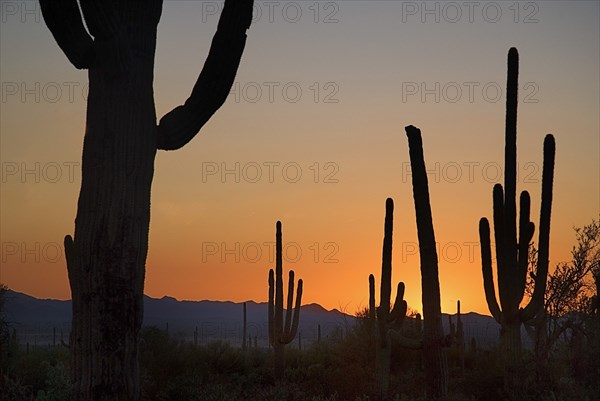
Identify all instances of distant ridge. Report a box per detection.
[3,290,528,348]
[3,290,354,346]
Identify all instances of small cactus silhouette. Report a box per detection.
[369,198,421,399]
[242,302,247,350]
[268,221,303,380]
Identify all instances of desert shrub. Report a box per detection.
[35,362,70,401]
[0,374,34,401]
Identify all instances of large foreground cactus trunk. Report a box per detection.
[39,1,252,400]
[405,125,448,399]
[478,48,555,391]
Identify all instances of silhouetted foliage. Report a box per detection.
[524,218,600,389]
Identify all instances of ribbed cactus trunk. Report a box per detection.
[478,48,555,392]
[532,312,550,384]
[67,63,155,401]
[405,125,448,399]
[39,1,252,400]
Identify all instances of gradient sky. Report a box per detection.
[1,0,599,316]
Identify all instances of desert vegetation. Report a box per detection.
[2,0,597,398]
[1,281,598,401]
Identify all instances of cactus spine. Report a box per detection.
[405,124,449,399]
[478,48,555,386]
[268,221,303,380]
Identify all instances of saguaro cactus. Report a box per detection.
[405,125,449,399]
[268,221,303,380]
[369,274,377,320]
[39,1,253,400]
[242,302,247,350]
[448,300,464,372]
[456,301,465,376]
[478,48,555,386]
[370,198,421,399]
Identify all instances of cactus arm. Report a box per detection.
[493,184,514,314]
[284,271,295,336]
[516,191,533,302]
[64,235,78,294]
[369,274,376,319]
[480,218,502,323]
[39,0,95,69]
[521,134,555,321]
[389,282,406,323]
[282,279,303,344]
[157,0,253,150]
[268,269,275,346]
[390,300,408,331]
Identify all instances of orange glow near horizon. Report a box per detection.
[1,1,598,317]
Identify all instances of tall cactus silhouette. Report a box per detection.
[268,221,303,381]
[478,48,555,386]
[405,125,449,399]
[456,300,465,376]
[370,198,421,399]
[39,1,253,399]
[242,302,247,350]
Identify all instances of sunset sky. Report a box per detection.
[1,0,598,316]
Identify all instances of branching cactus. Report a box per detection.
[478,47,555,386]
[370,198,421,399]
[39,0,253,399]
[268,221,303,381]
[405,125,449,399]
